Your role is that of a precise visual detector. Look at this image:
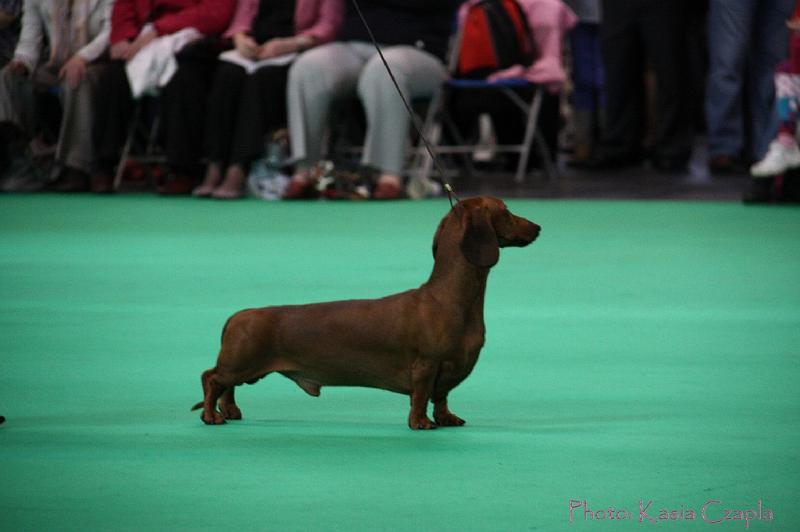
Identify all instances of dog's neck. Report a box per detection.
[424,243,490,311]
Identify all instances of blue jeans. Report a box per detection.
[706,0,794,161]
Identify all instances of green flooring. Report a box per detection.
[0,195,798,531]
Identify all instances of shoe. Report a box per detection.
[750,140,800,177]
[282,179,317,200]
[708,154,741,175]
[156,172,194,195]
[211,187,244,200]
[742,177,775,204]
[90,171,114,194]
[45,168,89,192]
[373,180,403,200]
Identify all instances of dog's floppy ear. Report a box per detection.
[460,206,499,268]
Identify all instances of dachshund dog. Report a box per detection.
[192,196,540,429]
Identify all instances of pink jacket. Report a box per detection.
[458,0,577,92]
[224,0,344,44]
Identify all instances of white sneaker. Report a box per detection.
[750,140,800,177]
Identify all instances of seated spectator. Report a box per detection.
[0,0,21,68]
[194,0,344,199]
[450,0,577,171]
[0,0,112,191]
[91,0,236,194]
[283,0,461,200]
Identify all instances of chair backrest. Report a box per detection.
[453,0,536,79]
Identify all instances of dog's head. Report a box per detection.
[432,196,541,268]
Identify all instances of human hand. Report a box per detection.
[258,37,297,59]
[233,32,259,59]
[110,40,132,60]
[59,55,87,88]
[126,27,157,59]
[787,17,800,31]
[5,59,29,76]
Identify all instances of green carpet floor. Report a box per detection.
[1,195,798,531]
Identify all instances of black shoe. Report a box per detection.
[742,177,775,204]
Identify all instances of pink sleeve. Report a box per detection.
[223,0,259,39]
[295,0,346,45]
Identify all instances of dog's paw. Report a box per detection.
[408,415,436,430]
[201,410,226,425]
[434,411,466,427]
[220,403,242,420]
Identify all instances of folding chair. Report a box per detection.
[408,13,558,196]
[113,96,165,191]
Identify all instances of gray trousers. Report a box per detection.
[287,41,446,176]
[0,64,101,174]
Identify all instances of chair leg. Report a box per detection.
[113,103,142,191]
[515,88,542,183]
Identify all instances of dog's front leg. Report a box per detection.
[408,358,437,430]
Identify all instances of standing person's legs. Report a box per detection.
[357,45,446,189]
[705,0,754,169]
[748,0,794,161]
[593,0,645,167]
[640,0,692,169]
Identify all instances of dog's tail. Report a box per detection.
[190,401,203,411]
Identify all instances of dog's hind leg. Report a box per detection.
[432,396,465,427]
[219,386,242,420]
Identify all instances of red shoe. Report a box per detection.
[282,179,317,200]
[373,180,403,200]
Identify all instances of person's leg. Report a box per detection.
[213,65,291,200]
[748,0,795,161]
[593,0,646,165]
[705,0,755,168]
[55,64,105,177]
[159,43,219,193]
[93,61,135,176]
[0,67,37,135]
[357,44,446,196]
[283,42,367,198]
[286,42,367,172]
[640,0,692,169]
[749,66,800,177]
[195,61,247,197]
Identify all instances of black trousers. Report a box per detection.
[204,61,289,167]
[93,41,219,173]
[600,0,691,161]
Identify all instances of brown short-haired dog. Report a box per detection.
[192,196,540,429]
